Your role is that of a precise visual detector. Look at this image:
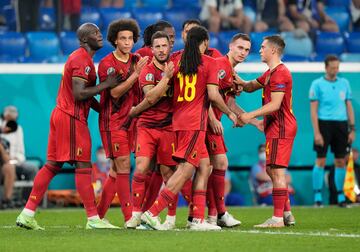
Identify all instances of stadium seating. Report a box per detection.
[131,7,164,31]
[2,5,16,31]
[93,40,113,62]
[164,7,200,31]
[142,0,169,8]
[244,5,256,23]
[315,31,345,55]
[325,0,351,7]
[59,31,78,56]
[171,0,200,8]
[282,54,310,62]
[344,32,360,53]
[26,32,60,62]
[249,31,276,53]
[39,7,56,31]
[209,32,220,51]
[99,8,132,30]
[325,6,350,32]
[245,53,261,62]
[340,53,360,62]
[218,30,239,54]
[172,35,184,52]
[0,31,26,62]
[282,32,313,58]
[80,7,102,30]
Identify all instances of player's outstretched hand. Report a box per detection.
[227,112,237,127]
[164,61,174,79]
[129,106,137,118]
[209,118,223,135]
[135,56,149,75]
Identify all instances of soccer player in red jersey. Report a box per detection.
[136,20,175,62]
[238,35,297,228]
[126,31,178,229]
[206,33,263,227]
[138,26,237,231]
[16,23,122,230]
[96,19,148,227]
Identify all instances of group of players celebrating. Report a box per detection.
[15,17,297,231]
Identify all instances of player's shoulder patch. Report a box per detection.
[107,67,115,76]
[145,73,154,82]
[85,66,91,75]
[218,69,226,79]
[276,83,286,89]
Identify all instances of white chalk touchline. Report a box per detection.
[1,225,359,238]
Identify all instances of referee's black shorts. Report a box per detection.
[314,120,350,159]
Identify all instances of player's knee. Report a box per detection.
[334,158,345,167]
[316,158,326,167]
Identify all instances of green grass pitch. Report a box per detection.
[0,206,359,252]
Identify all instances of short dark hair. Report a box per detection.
[151,31,170,45]
[258,144,265,152]
[264,35,285,55]
[324,54,339,67]
[143,20,173,47]
[107,18,140,48]
[231,33,251,43]
[182,19,201,30]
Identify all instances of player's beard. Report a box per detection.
[155,54,169,64]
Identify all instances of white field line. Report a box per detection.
[1,225,359,238]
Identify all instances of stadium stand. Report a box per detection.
[315,31,345,56]
[131,7,164,31]
[325,6,351,32]
[25,32,60,62]
[163,7,200,31]
[80,7,102,30]
[39,7,56,31]
[99,7,132,31]
[0,31,26,62]
[59,31,78,56]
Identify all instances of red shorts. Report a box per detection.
[47,108,91,162]
[206,132,227,155]
[100,130,130,159]
[266,138,294,167]
[173,130,208,167]
[135,127,177,166]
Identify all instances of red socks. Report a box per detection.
[97,175,116,219]
[284,189,291,212]
[206,174,217,216]
[212,169,226,214]
[132,172,147,212]
[272,188,288,217]
[142,171,163,212]
[75,168,98,218]
[116,173,133,221]
[192,190,206,220]
[148,188,177,216]
[25,164,61,211]
[167,193,179,216]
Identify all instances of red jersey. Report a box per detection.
[56,47,96,123]
[135,46,153,63]
[256,64,297,139]
[98,52,140,131]
[172,54,219,131]
[137,62,173,129]
[212,55,235,121]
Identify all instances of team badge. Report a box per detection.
[136,144,141,152]
[191,151,197,159]
[114,143,119,152]
[85,66,91,75]
[107,67,115,75]
[145,73,154,82]
[339,91,346,100]
[77,147,83,156]
[211,142,217,150]
[218,69,226,79]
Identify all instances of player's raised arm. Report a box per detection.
[237,78,263,93]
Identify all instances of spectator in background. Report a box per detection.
[54,0,81,32]
[92,146,110,196]
[250,144,295,205]
[351,0,360,31]
[0,138,16,209]
[0,106,38,182]
[100,0,124,7]
[287,0,339,33]
[199,0,252,34]
[254,0,295,32]
[309,55,355,208]
[14,0,41,32]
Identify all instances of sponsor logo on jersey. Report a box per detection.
[218,69,226,79]
[85,66,91,75]
[146,73,154,82]
[107,67,115,75]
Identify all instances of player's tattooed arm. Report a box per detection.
[72,73,122,101]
